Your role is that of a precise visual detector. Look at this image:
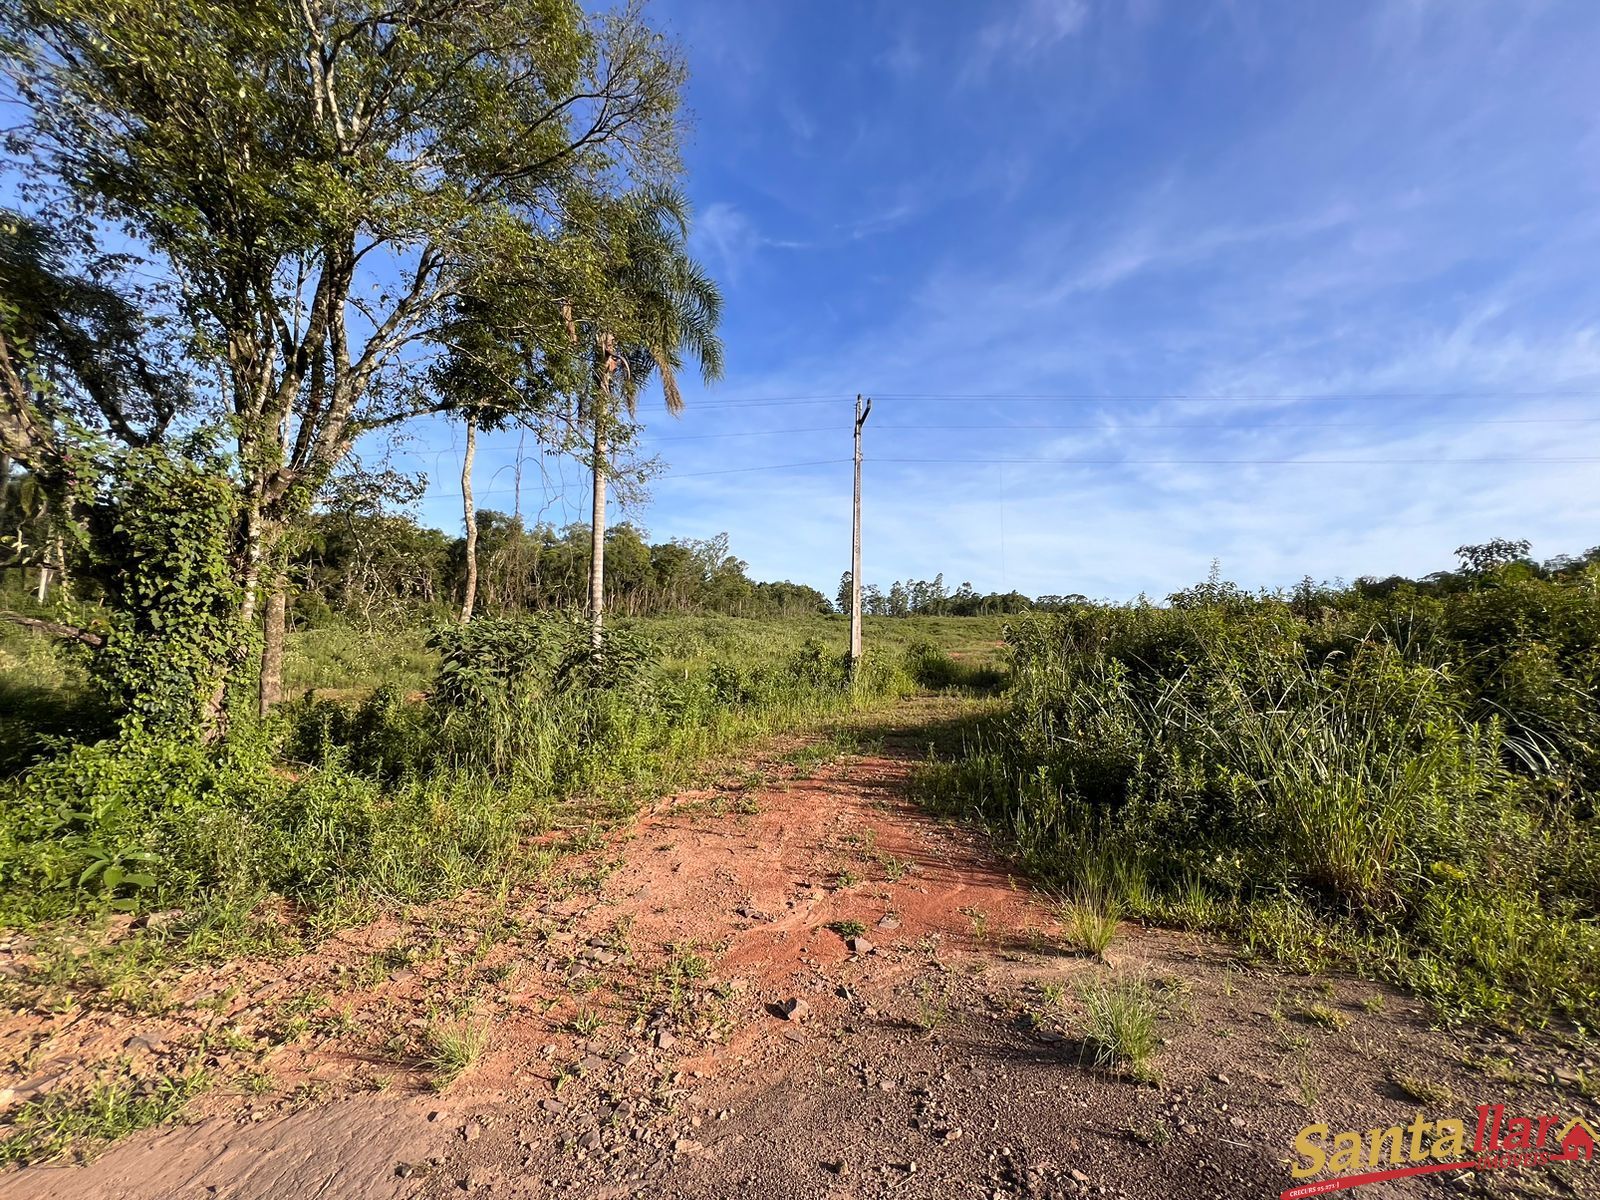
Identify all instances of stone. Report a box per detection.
[578,1129,603,1151]
[463,1120,484,1143]
[1071,1169,1090,1184]
[846,937,875,955]
[541,1099,567,1116]
[776,997,810,1021]
[656,1030,676,1050]
[674,1139,703,1155]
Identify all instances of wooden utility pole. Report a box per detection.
[850,394,872,670]
[459,414,478,623]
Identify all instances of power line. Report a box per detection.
[664,458,850,479]
[667,387,1600,414]
[645,416,1600,441]
[869,389,1600,403]
[875,455,1600,466]
[415,456,849,500]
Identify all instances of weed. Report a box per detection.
[1079,976,1160,1082]
[827,919,867,939]
[0,1066,210,1165]
[423,1018,488,1088]
[242,1071,274,1096]
[1300,1002,1348,1031]
[960,906,990,942]
[1059,892,1121,958]
[1391,1072,1455,1106]
[1296,1057,1319,1107]
[912,976,953,1032]
[876,853,910,882]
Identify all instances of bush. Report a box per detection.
[920,573,1600,1023]
[1,614,916,928]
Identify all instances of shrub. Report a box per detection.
[917,573,1600,1022]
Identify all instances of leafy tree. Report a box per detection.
[2,0,688,716]
[1456,538,1533,575]
[0,211,186,606]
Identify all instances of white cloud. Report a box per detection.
[967,0,1091,79]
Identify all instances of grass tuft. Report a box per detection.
[1078,975,1160,1081]
[423,1018,489,1088]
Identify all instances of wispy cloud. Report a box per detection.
[969,0,1091,77]
[413,1,1600,599]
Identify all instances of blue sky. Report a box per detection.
[410,0,1600,601]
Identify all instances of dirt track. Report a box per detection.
[4,698,1596,1199]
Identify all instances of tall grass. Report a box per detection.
[916,589,1600,1023]
[0,614,919,930]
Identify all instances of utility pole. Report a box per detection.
[850,394,872,671]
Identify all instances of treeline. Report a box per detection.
[291,508,831,625]
[835,571,1083,618]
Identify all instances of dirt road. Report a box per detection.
[4,698,1595,1199]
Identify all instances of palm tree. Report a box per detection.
[582,188,723,652]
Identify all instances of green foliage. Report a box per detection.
[918,565,1600,1022]
[423,1018,489,1088]
[0,613,928,928]
[903,640,1008,692]
[90,446,244,732]
[0,1064,210,1165]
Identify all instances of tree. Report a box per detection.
[835,571,853,615]
[1456,538,1532,575]
[569,187,723,651]
[459,416,479,622]
[0,210,185,611]
[2,0,687,717]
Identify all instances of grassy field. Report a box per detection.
[0,612,1008,944]
[914,582,1600,1025]
[281,613,1010,698]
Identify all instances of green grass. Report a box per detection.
[1,614,964,934]
[912,589,1600,1024]
[1058,890,1121,958]
[422,1018,488,1087]
[0,1066,211,1165]
[1078,976,1160,1081]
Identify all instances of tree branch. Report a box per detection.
[0,610,104,647]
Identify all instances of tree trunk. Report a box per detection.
[460,415,478,623]
[588,410,606,652]
[259,576,287,714]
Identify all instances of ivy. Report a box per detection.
[89,445,247,734]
